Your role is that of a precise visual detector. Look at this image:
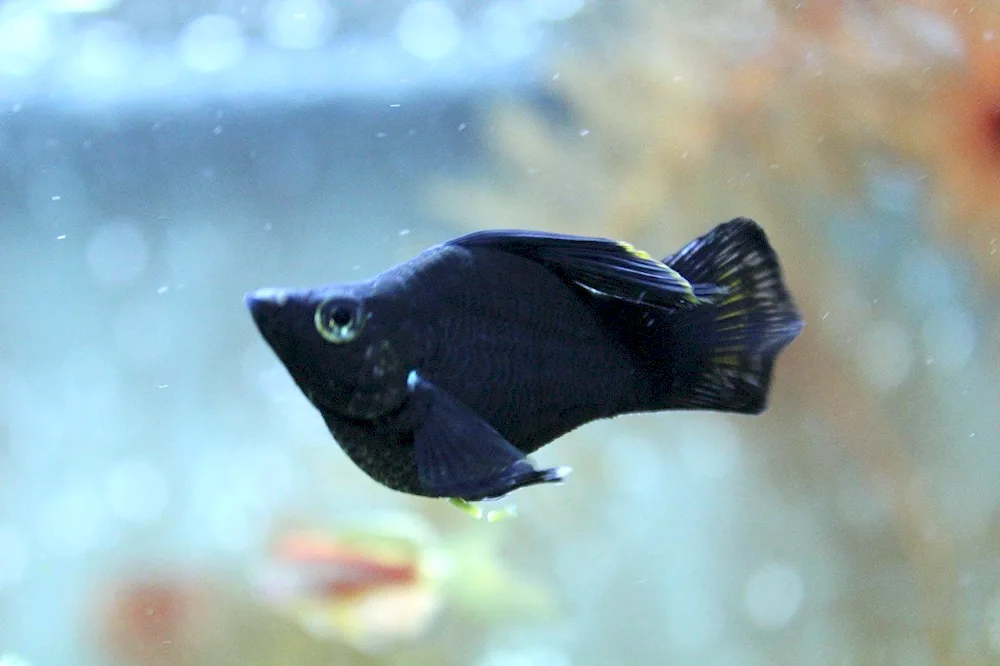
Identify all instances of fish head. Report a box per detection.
[245,283,408,419]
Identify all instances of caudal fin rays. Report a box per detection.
[657,218,804,414]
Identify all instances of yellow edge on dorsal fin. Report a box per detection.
[617,241,699,303]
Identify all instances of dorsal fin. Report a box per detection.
[451,229,704,311]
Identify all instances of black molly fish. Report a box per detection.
[245,218,804,503]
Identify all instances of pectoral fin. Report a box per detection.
[406,371,570,501]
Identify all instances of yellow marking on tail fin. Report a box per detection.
[717,308,750,321]
[714,345,747,354]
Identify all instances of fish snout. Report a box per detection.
[245,288,291,325]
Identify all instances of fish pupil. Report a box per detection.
[331,306,353,328]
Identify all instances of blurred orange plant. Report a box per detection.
[427,0,1000,663]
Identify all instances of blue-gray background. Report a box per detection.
[2,1,999,665]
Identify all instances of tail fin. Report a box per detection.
[659,218,804,414]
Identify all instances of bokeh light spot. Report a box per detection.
[241,341,301,404]
[163,223,231,286]
[112,299,176,366]
[987,595,1000,652]
[0,654,33,666]
[397,1,462,61]
[478,647,572,666]
[76,21,142,80]
[263,0,337,50]
[922,304,976,370]
[857,319,914,391]
[666,583,724,655]
[0,3,53,77]
[25,165,90,231]
[106,459,170,526]
[676,416,741,480]
[896,6,964,59]
[178,14,246,73]
[86,220,149,287]
[0,525,30,592]
[46,0,121,12]
[527,0,586,21]
[744,562,804,630]
[37,482,111,558]
[482,2,540,60]
[896,245,956,313]
[209,498,267,553]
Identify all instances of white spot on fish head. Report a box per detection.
[250,287,289,307]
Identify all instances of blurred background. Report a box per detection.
[0,0,998,664]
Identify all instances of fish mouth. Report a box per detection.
[245,288,290,325]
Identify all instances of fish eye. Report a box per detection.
[314,298,366,344]
[330,306,353,328]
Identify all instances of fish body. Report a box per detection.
[246,218,804,501]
